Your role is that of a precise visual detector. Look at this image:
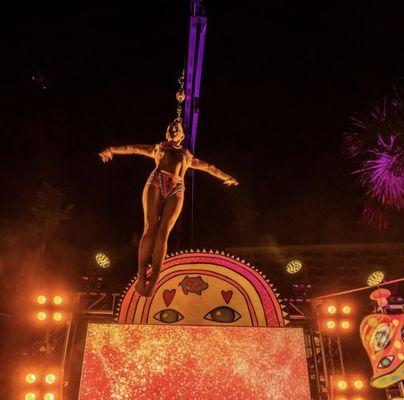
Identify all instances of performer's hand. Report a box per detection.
[99,148,113,162]
[223,177,239,186]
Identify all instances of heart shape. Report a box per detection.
[163,289,176,307]
[221,290,233,304]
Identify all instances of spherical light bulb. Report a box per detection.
[337,379,348,390]
[327,305,337,314]
[342,305,351,314]
[53,312,63,322]
[53,295,63,305]
[37,295,47,305]
[37,311,47,321]
[341,320,350,330]
[25,373,36,384]
[354,379,364,389]
[326,320,336,330]
[45,373,56,384]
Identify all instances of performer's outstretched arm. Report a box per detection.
[191,158,239,186]
[99,144,156,162]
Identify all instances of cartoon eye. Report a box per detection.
[153,309,184,324]
[377,355,394,369]
[203,306,241,323]
[372,324,391,352]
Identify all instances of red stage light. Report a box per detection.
[25,373,36,384]
[37,311,47,321]
[341,305,351,314]
[326,320,336,330]
[327,305,337,314]
[45,373,56,384]
[37,295,47,305]
[340,320,350,330]
[337,379,348,390]
[53,312,63,322]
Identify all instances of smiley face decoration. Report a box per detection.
[117,250,288,327]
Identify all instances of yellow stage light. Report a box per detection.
[326,320,336,330]
[340,320,350,330]
[353,379,364,389]
[337,379,348,390]
[37,295,47,305]
[327,305,337,314]
[341,305,351,314]
[367,271,384,287]
[53,312,63,322]
[352,397,364,400]
[25,373,36,384]
[95,252,110,268]
[25,393,36,400]
[45,373,56,384]
[37,312,47,321]
[53,295,63,305]
[44,393,55,400]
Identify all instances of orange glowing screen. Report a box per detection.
[79,324,310,400]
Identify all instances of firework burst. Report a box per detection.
[344,87,404,229]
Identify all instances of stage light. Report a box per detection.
[25,373,36,384]
[352,397,364,400]
[25,393,36,400]
[53,295,63,305]
[44,393,55,400]
[353,379,364,389]
[341,305,351,314]
[337,379,348,390]
[37,295,47,305]
[53,312,63,322]
[95,252,110,268]
[367,271,384,286]
[327,305,337,314]
[45,373,56,384]
[326,320,336,330]
[335,397,348,400]
[37,311,47,321]
[340,320,350,330]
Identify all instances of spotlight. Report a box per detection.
[353,379,364,389]
[37,312,47,321]
[337,379,348,390]
[44,394,55,400]
[53,312,63,322]
[335,397,348,400]
[326,320,336,330]
[352,397,364,400]
[25,373,36,384]
[25,393,36,400]
[341,305,351,314]
[327,305,337,314]
[367,271,384,287]
[95,252,110,269]
[286,260,302,274]
[340,320,350,330]
[45,373,56,384]
[37,295,47,305]
[53,295,63,305]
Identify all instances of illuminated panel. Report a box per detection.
[79,324,310,400]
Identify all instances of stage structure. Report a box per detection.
[77,251,315,400]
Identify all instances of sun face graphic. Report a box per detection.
[118,250,287,327]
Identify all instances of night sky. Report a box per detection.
[2,2,404,263]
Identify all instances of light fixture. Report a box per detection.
[95,252,110,269]
[37,312,47,321]
[44,393,55,400]
[340,320,350,330]
[53,312,63,322]
[53,295,63,305]
[353,379,364,389]
[367,271,384,287]
[337,379,348,390]
[327,305,337,314]
[341,305,351,314]
[326,320,336,330]
[25,373,36,384]
[25,393,36,400]
[286,260,302,274]
[45,373,56,384]
[37,295,47,305]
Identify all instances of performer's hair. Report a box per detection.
[167,121,184,136]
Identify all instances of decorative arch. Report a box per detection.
[118,250,288,327]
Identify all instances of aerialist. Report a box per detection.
[99,121,239,296]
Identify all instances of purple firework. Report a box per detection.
[344,89,404,229]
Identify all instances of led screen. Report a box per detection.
[79,324,310,400]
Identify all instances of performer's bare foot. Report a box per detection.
[135,279,148,296]
[144,278,158,297]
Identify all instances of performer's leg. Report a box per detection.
[135,184,163,295]
[145,195,184,296]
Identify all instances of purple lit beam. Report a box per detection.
[184,0,207,154]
